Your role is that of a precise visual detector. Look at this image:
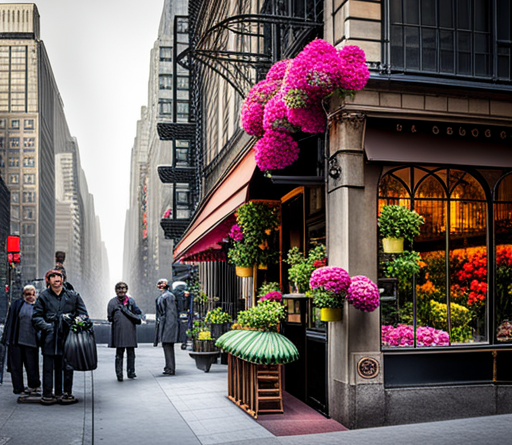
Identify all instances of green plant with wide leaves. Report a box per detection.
[236,300,286,332]
[312,288,344,309]
[228,202,279,268]
[205,307,232,324]
[285,244,326,293]
[378,205,425,242]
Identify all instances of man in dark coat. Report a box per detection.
[107,282,142,381]
[154,279,179,375]
[32,269,88,405]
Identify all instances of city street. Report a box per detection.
[1,343,511,445]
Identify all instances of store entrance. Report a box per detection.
[280,186,328,415]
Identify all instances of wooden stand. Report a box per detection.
[227,354,283,419]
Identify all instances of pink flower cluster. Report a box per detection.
[382,325,450,347]
[241,39,370,172]
[228,224,243,242]
[346,275,380,312]
[310,266,351,296]
[259,291,282,303]
[254,130,299,171]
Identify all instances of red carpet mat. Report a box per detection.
[256,392,348,436]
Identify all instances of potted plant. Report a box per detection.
[285,244,326,293]
[205,307,232,339]
[310,266,351,321]
[378,205,425,253]
[228,202,279,277]
[188,327,220,373]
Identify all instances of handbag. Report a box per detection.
[63,323,98,371]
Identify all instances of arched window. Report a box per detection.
[379,167,488,348]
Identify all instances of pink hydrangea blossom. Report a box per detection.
[241,79,281,136]
[228,224,243,242]
[310,266,351,295]
[346,275,380,312]
[263,91,297,132]
[266,59,292,82]
[259,291,282,303]
[338,45,370,91]
[382,325,450,347]
[254,130,299,171]
[286,103,326,133]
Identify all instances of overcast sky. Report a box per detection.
[12,1,165,287]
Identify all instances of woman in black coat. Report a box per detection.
[107,282,142,381]
[1,285,41,395]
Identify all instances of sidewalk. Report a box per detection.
[1,344,511,445]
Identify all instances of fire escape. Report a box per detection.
[157,0,323,243]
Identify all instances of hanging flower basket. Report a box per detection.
[382,237,404,253]
[320,307,343,322]
[236,266,253,277]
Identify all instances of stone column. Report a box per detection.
[326,109,384,428]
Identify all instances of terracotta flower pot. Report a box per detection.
[320,307,342,322]
[236,266,253,277]
[382,237,404,253]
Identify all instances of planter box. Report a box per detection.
[227,353,283,419]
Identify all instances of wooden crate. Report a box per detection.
[227,354,283,419]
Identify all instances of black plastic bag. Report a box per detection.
[64,329,98,371]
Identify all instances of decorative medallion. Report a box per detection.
[357,357,380,379]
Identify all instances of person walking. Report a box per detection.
[1,285,41,398]
[154,279,179,375]
[32,269,88,405]
[107,282,143,381]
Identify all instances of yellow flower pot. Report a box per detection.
[382,237,404,253]
[320,308,342,322]
[236,266,253,277]
[258,264,267,270]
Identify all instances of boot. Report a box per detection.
[115,356,123,381]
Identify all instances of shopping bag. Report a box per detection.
[64,328,98,371]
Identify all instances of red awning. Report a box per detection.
[174,149,256,261]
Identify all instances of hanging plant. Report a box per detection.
[240,39,370,173]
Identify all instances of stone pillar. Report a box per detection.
[326,109,384,428]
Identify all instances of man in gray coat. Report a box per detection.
[107,282,142,381]
[154,279,179,375]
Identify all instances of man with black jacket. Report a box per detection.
[32,269,88,405]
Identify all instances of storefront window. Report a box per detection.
[494,174,512,343]
[379,167,488,348]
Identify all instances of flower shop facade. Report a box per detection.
[169,0,512,430]
[324,83,512,426]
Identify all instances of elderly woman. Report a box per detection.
[1,285,41,395]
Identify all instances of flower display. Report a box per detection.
[346,275,380,312]
[259,291,282,303]
[382,324,450,347]
[265,59,292,82]
[240,39,370,172]
[310,266,351,295]
[254,130,299,170]
[241,79,281,137]
[228,224,244,242]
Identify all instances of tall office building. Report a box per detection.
[124,0,190,312]
[0,4,109,309]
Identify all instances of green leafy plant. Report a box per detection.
[236,300,286,332]
[429,299,473,342]
[312,289,344,309]
[379,205,425,242]
[285,244,326,293]
[258,282,280,296]
[205,307,232,324]
[228,202,280,267]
